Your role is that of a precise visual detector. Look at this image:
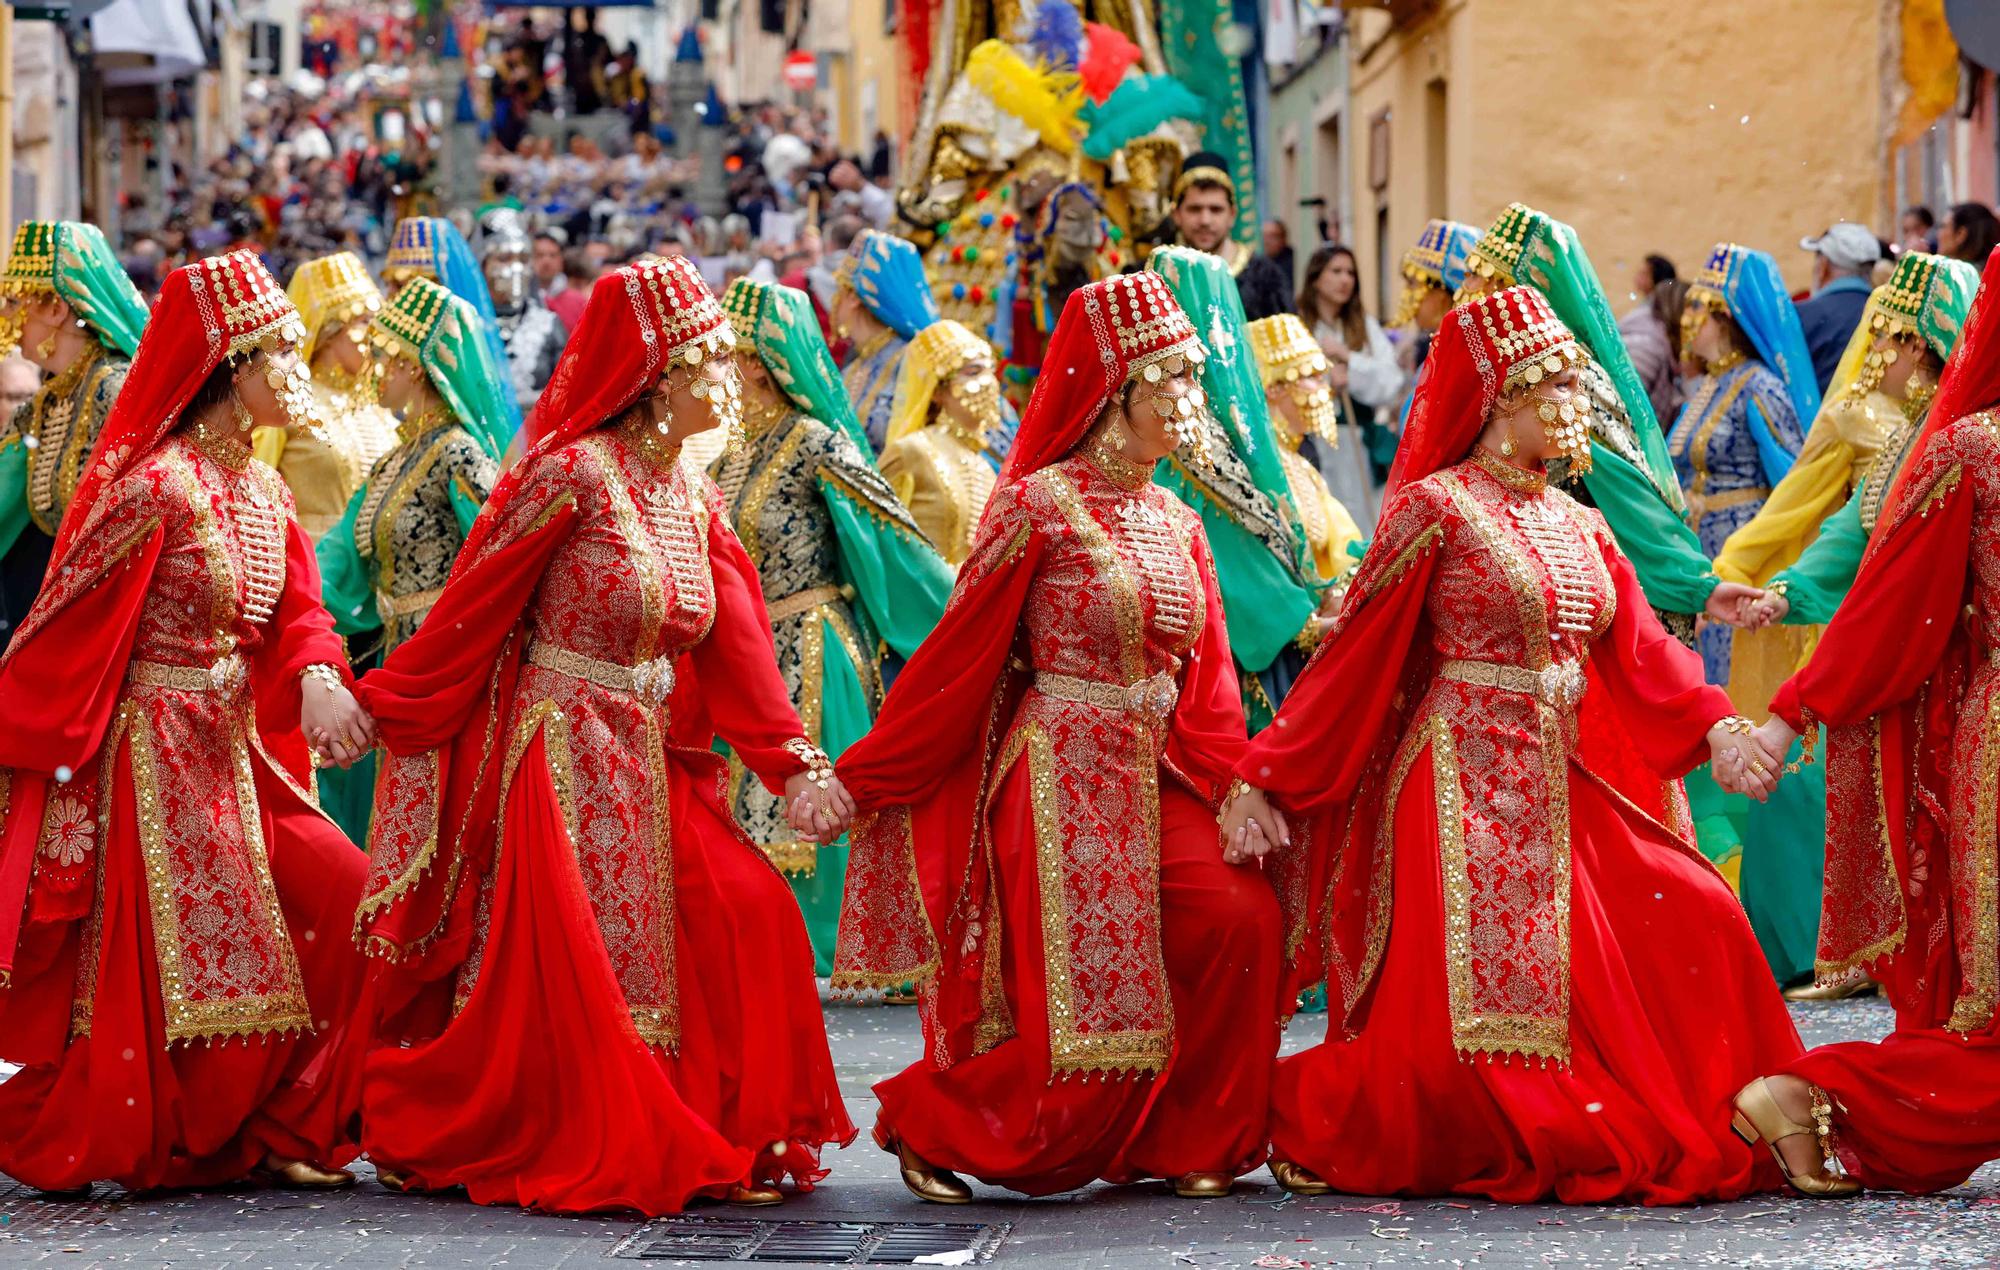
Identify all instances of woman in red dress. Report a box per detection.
[834,272,1280,1202]
[1739,248,2000,1196]
[1220,285,1803,1205]
[351,257,854,1214]
[0,251,375,1193]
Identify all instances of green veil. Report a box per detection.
[369,275,511,457]
[723,277,874,457]
[0,220,149,358]
[1148,248,1300,526]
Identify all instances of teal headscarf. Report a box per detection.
[385,216,521,437]
[722,277,874,457]
[370,275,511,457]
[1147,244,1303,538]
[0,220,148,358]
[1465,202,1683,509]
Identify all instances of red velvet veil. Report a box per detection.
[997,271,1204,486]
[54,251,305,558]
[467,257,735,568]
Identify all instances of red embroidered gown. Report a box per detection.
[352,426,853,1214]
[0,435,370,1189]
[835,448,1279,1194]
[1248,453,1802,1204]
[1770,408,2000,1193]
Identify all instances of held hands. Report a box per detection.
[1217,782,1289,866]
[301,680,376,769]
[1702,581,1788,630]
[786,771,856,845]
[1707,717,1788,802]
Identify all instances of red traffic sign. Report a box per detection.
[782,50,817,92]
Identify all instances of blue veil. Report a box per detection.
[847,229,941,340]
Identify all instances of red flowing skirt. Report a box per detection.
[1787,1000,2000,1192]
[1270,750,1802,1204]
[0,749,371,1191]
[874,774,1280,1196]
[361,734,854,1214]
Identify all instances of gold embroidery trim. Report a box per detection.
[1949,684,2000,1032]
[1043,469,1147,684]
[1023,722,1173,1077]
[767,584,846,622]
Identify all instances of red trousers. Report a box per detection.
[875,776,1280,1195]
[0,753,370,1191]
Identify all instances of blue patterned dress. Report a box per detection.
[1667,359,1805,682]
[843,332,911,454]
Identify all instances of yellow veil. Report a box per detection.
[886,319,994,446]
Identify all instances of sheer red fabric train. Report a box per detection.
[1246,287,1801,1204]
[351,259,852,1214]
[1768,248,2000,1192]
[0,252,370,1189]
[834,273,1281,1194]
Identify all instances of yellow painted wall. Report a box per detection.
[1350,0,1888,315]
[839,0,902,158]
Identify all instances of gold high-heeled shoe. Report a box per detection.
[1730,1078,1861,1197]
[1782,977,1878,1003]
[257,1156,357,1190]
[873,1125,972,1204]
[1171,1171,1234,1198]
[725,1182,785,1206]
[1269,1160,1331,1197]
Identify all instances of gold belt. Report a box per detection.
[128,652,248,693]
[766,584,848,622]
[1685,486,1770,518]
[1033,669,1179,720]
[525,640,677,706]
[1438,658,1587,709]
[378,587,445,620]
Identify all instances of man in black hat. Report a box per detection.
[1171,151,1293,320]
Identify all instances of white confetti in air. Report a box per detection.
[20,435,35,449]
[1217,22,1255,57]
[54,765,72,783]
[1585,1101,1604,1113]
[1740,115,1751,124]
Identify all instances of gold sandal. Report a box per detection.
[1730,1078,1860,1197]
[872,1124,972,1205]
[1269,1160,1331,1197]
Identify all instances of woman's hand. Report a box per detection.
[1707,720,1784,802]
[786,770,855,844]
[1745,589,1790,629]
[1218,783,1289,866]
[1755,716,1801,767]
[1703,581,1761,628]
[302,681,375,768]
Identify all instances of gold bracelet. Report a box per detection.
[301,663,344,697]
[1217,776,1254,824]
[1715,715,1756,737]
[783,737,834,791]
[1785,708,1819,774]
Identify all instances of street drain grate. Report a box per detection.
[611,1216,1009,1263]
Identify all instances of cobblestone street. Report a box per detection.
[2,995,1995,1268]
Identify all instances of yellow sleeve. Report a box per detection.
[1322,487,1365,582]
[1710,440,1857,586]
[252,424,287,469]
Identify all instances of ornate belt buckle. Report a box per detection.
[631,657,675,706]
[1539,661,1582,708]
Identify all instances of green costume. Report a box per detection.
[1147,245,1321,731]
[711,277,954,973]
[316,276,507,844]
[0,221,148,651]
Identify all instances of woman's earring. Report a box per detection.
[1500,422,1518,457]
[33,330,57,360]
